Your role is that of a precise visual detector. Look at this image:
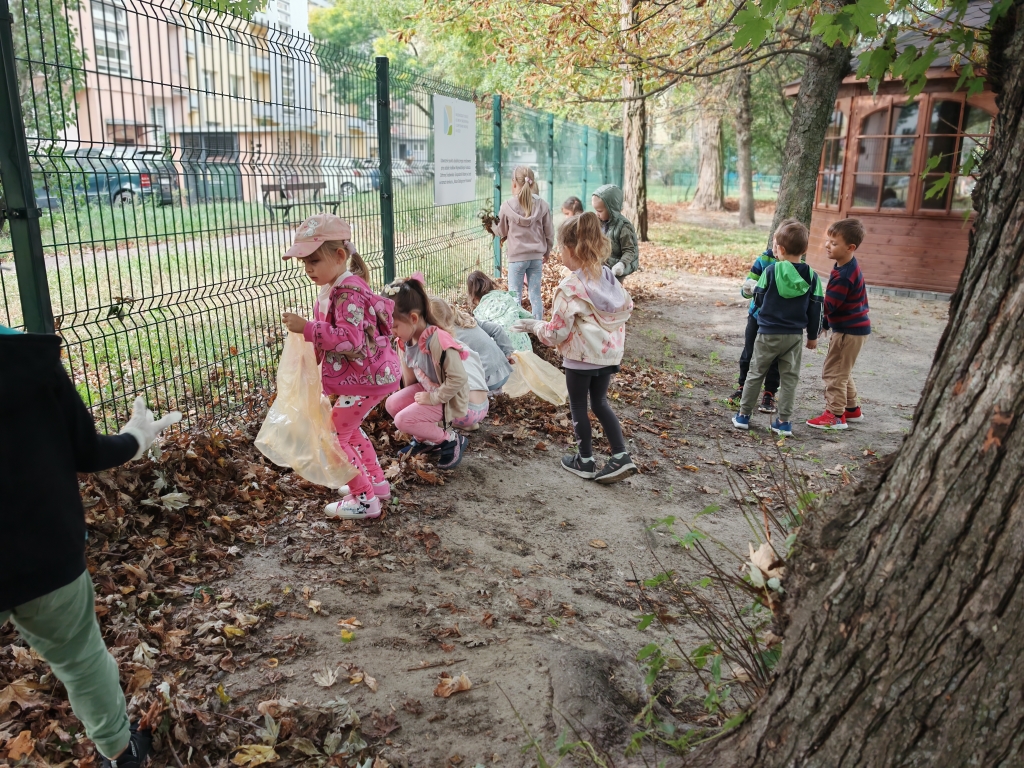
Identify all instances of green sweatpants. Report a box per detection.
[0,571,130,759]
[739,333,804,423]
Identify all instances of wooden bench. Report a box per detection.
[261,181,341,222]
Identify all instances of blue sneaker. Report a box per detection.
[732,413,751,430]
[398,438,439,458]
[770,419,793,437]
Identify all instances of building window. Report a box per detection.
[920,100,994,213]
[852,101,920,210]
[92,0,131,76]
[226,30,237,53]
[202,70,215,92]
[281,58,295,112]
[229,76,243,98]
[251,74,263,101]
[816,108,847,208]
[107,123,139,145]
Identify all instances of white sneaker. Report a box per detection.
[325,493,381,519]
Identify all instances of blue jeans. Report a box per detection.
[508,258,544,320]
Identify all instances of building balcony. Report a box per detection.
[250,54,270,73]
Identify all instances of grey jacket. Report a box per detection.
[455,321,514,391]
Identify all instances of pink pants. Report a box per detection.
[331,394,386,496]
[385,384,447,444]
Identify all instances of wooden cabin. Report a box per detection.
[790,4,997,295]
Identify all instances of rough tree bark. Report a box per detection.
[690,113,724,211]
[686,3,1024,765]
[735,67,756,226]
[621,0,648,241]
[768,0,852,239]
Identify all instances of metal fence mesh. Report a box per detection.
[0,0,620,429]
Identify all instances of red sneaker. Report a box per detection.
[844,406,863,422]
[806,410,848,430]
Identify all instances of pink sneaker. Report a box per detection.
[324,493,381,520]
[371,480,391,499]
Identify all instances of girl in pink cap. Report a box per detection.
[281,213,400,519]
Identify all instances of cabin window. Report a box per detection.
[920,100,994,213]
[816,108,847,208]
[852,102,920,211]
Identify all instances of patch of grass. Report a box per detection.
[650,220,768,261]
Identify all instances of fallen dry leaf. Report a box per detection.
[433,672,472,698]
[312,666,338,688]
[232,744,278,766]
[0,679,41,714]
[6,730,35,760]
[589,539,608,549]
[337,617,363,629]
[363,673,378,692]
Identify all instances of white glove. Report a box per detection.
[612,261,625,277]
[510,319,544,336]
[120,396,182,460]
[741,278,758,299]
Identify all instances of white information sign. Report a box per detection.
[433,94,477,206]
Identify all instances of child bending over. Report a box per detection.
[431,298,491,431]
[281,213,400,520]
[514,212,636,484]
[431,298,513,393]
[467,269,533,352]
[384,277,470,469]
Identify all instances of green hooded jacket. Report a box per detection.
[592,184,639,278]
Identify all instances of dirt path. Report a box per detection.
[212,267,948,766]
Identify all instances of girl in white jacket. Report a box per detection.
[514,212,636,484]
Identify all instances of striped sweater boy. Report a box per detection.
[823,257,870,335]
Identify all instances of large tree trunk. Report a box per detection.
[735,67,756,227]
[621,0,648,241]
[690,113,724,211]
[686,3,1024,765]
[768,0,852,239]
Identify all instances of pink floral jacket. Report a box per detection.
[535,266,633,366]
[303,274,401,396]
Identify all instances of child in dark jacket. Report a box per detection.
[731,219,823,436]
[734,248,781,412]
[0,326,180,768]
[807,218,871,431]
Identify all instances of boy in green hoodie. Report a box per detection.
[591,185,639,280]
[731,220,823,436]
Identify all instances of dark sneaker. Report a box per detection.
[729,388,743,403]
[398,438,440,457]
[438,434,468,469]
[732,413,751,430]
[770,419,793,437]
[561,454,597,479]
[758,391,777,414]
[101,724,151,768]
[594,453,638,485]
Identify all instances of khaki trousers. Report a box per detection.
[822,332,866,415]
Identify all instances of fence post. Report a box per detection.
[618,136,625,190]
[492,94,502,278]
[546,113,554,210]
[0,0,54,334]
[581,125,589,204]
[375,56,395,284]
[602,132,610,186]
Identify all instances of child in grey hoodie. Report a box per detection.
[591,184,639,280]
[490,165,554,320]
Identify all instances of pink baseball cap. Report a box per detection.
[283,213,353,259]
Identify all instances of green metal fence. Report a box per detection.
[0,0,621,430]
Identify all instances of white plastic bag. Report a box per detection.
[502,350,568,405]
[256,333,357,488]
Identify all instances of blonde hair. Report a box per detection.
[513,165,536,217]
[557,212,609,279]
[429,298,456,334]
[317,239,370,282]
[453,306,477,328]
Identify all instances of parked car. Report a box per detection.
[36,148,177,207]
[319,157,377,197]
[109,147,178,205]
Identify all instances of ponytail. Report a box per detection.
[384,275,440,327]
[513,165,536,217]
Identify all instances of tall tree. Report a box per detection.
[682,1,1024,762]
[690,112,724,210]
[621,0,649,240]
[734,67,755,226]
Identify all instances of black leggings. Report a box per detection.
[565,369,626,458]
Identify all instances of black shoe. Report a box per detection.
[101,724,151,768]
[758,391,777,414]
[729,388,743,402]
[594,453,638,485]
[398,438,440,457]
[561,454,597,479]
[438,434,468,469]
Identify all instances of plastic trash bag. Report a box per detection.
[502,350,568,406]
[256,333,357,488]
